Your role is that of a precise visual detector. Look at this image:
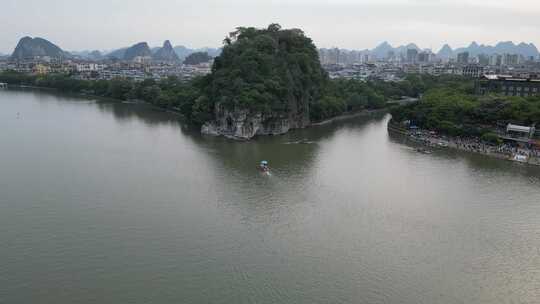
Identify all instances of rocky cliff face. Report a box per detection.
[11,37,68,60]
[153,40,179,62]
[201,99,310,140]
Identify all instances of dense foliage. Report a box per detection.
[203,24,326,115]
[0,69,483,127]
[183,52,212,65]
[0,70,208,124]
[391,80,540,136]
[310,74,468,121]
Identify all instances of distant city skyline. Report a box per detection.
[1,0,540,54]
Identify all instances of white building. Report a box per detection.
[75,63,105,72]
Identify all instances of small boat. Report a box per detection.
[417,148,433,154]
[437,142,449,148]
[510,154,528,163]
[258,160,271,175]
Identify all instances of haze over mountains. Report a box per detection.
[7,36,540,61]
[325,41,540,60]
[11,37,70,60]
[8,36,222,62]
[152,40,179,62]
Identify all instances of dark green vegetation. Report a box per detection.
[0,70,207,124]
[391,78,540,137]
[205,23,326,118]
[183,52,212,65]
[0,70,468,127]
[312,74,443,121]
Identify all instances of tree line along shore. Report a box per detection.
[0,68,439,125]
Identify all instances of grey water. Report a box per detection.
[1,88,540,304]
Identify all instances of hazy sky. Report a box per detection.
[1,0,540,54]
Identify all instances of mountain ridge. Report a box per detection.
[7,36,539,61]
[11,36,70,60]
[322,41,539,59]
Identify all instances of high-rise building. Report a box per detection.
[417,51,432,63]
[477,54,489,66]
[386,51,395,61]
[489,54,502,66]
[502,54,519,66]
[457,52,469,64]
[406,49,418,63]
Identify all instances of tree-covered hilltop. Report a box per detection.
[204,24,326,113]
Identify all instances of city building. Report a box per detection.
[457,52,469,64]
[406,49,418,63]
[417,51,433,63]
[476,75,540,97]
[461,65,484,78]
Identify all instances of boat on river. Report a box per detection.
[417,148,433,154]
[258,160,271,175]
[510,154,528,163]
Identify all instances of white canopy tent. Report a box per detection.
[506,124,532,135]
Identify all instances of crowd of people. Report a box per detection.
[406,129,540,165]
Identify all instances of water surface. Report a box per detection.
[1,89,540,303]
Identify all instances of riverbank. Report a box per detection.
[388,121,540,166]
[6,84,187,117]
[7,84,386,139]
[311,108,387,126]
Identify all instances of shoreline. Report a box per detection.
[388,122,540,166]
[207,108,389,140]
[5,83,389,139]
[311,108,387,126]
[5,84,186,117]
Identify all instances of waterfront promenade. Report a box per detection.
[388,123,540,166]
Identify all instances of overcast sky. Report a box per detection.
[1,0,539,54]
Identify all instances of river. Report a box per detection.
[1,89,540,304]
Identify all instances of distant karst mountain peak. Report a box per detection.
[11,36,69,60]
[153,40,180,62]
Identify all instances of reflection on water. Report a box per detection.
[1,88,540,304]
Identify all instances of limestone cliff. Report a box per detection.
[202,100,310,139]
[196,24,326,140]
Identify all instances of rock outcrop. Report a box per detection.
[11,37,69,60]
[202,100,310,140]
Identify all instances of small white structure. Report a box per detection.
[506,124,535,139]
[511,154,528,163]
[75,63,105,72]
